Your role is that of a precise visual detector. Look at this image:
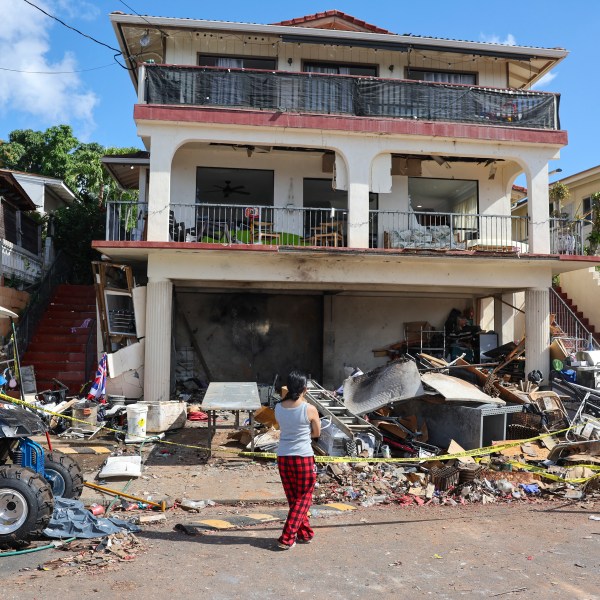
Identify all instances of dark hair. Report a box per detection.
[286,369,307,400]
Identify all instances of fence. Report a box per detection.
[144,64,560,130]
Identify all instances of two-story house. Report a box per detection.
[97,10,600,402]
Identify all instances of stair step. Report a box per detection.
[31,333,89,344]
[26,342,87,353]
[34,369,86,380]
[24,350,86,362]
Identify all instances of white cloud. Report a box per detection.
[480,33,517,46]
[531,71,557,89]
[0,0,98,138]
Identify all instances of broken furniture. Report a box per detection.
[92,262,140,351]
[395,398,523,450]
[201,382,261,453]
[404,321,446,357]
[304,379,382,456]
[342,359,424,416]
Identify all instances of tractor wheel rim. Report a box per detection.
[0,488,29,534]
[44,469,66,498]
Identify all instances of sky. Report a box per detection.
[1,0,599,180]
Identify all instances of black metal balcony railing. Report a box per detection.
[106,201,535,253]
[144,64,560,130]
[550,218,584,255]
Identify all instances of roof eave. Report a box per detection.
[109,13,569,61]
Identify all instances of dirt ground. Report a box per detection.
[0,500,598,600]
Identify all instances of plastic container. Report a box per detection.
[126,403,149,439]
[145,401,187,432]
[73,401,98,426]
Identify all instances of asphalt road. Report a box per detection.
[1,500,599,600]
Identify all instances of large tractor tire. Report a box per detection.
[44,452,84,499]
[0,465,54,549]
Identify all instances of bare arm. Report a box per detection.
[307,404,321,439]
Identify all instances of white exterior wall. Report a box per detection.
[165,33,507,86]
[560,268,600,333]
[328,295,468,383]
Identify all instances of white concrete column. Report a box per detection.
[147,138,176,241]
[494,293,516,345]
[525,160,550,254]
[342,150,374,248]
[144,277,173,402]
[525,288,550,380]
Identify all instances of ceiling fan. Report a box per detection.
[206,180,251,198]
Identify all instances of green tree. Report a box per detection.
[0,125,140,284]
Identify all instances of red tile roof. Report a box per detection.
[271,10,394,34]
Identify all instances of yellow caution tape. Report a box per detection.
[508,460,600,484]
[2,393,595,483]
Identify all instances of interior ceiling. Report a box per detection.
[408,178,477,212]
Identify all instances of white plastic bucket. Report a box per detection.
[126,403,148,439]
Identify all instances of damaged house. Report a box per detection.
[95,10,600,401]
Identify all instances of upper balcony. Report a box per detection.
[140,64,561,131]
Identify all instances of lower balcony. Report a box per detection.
[106,201,564,254]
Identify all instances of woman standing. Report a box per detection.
[274,370,321,550]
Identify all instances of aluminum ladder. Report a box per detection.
[305,379,382,446]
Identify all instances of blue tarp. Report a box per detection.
[43,497,141,539]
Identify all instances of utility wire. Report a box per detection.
[0,63,117,74]
[116,0,170,38]
[22,0,122,53]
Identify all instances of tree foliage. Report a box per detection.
[0,125,140,284]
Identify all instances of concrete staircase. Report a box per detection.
[22,284,97,394]
[552,284,600,347]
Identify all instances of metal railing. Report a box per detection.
[550,218,584,255]
[371,210,529,251]
[143,64,560,130]
[1,240,43,285]
[84,318,97,383]
[7,251,71,360]
[550,287,600,352]
[106,201,148,242]
[106,201,537,252]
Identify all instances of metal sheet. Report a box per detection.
[421,372,505,405]
[201,382,261,411]
[342,360,424,416]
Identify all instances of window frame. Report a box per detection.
[405,68,478,86]
[197,53,277,71]
[301,60,379,77]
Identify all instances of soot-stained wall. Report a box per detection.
[177,292,323,383]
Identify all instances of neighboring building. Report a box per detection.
[96,10,600,402]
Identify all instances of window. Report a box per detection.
[303,61,378,77]
[406,69,476,85]
[197,55,276,70]
[583,196,593,223]
[196,167,274,205]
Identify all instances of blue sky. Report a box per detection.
[1,0,598,180]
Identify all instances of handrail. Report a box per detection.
[7,250,72,360]
[549,287,600,351]
[84,318,97,383]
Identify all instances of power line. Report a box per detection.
[116,0,170,38]
[0,63,118,75]
[22,0,122,53]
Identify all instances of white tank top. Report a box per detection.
[275,402,314,457]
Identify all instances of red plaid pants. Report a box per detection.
[277,455,317,546]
